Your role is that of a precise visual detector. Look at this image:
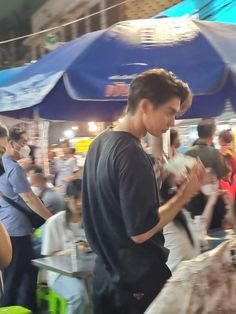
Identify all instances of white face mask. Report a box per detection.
[19,145,31,159]
[200,184,218,196]
[31,186,42,197]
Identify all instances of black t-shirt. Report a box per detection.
[186,192,227,230]
[82,131,168,285]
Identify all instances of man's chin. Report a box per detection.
[162,129,169,134]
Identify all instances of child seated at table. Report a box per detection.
[41,179,88,314]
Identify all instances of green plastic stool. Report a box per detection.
[48,289,67,314]
[0,306,32,314]
[36,284,49,308]
[33,228,42,238]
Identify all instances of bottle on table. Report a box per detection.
[71,241,79,272]
[193,215,209,252]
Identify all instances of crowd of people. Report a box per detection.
[0,124,86,313]
[0,68,235,314]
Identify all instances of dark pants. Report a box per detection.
[0,235,38,311]
[93,258,171,314]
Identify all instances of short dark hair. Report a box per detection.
[127,68,192,115]
[26,164,44,174]
[69,147,76,155]
[65,179,82,228]
[170,129,179,146]
[0,123,8,138]
[66,179,82,198]
[197,119,216,139]
[9,126,26,141]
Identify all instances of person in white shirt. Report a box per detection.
[41,180,88,314]
[164,209,200,271]
[160,175,200,272]
[55,148,79,195]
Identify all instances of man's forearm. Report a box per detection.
[131,159,206,244]
[20,191,52,220]
[0,222,12,268]
[131,191,189,243]
[156,191,190,231]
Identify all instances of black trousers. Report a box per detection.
[93,259,171,314]
[0,235,38,311]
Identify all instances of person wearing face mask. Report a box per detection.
[9,126,30,158]
[186,169,234,230]
[0,126,52,310]
[185,119,230,180]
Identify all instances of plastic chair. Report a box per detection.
[36,284,49,308]
[48,289,67,314]
[36,285,67,313]
[0,306,32,314]
[33,228,42,238]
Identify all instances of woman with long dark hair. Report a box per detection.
[41,179,88,314]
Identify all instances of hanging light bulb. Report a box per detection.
[88,122,98,132]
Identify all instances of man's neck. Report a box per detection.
[114,114,146,140]
[198,137,212,145]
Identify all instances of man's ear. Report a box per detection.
[139,98,153,114]
[8,140,15,148]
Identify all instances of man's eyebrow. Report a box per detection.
[168,107,179,114]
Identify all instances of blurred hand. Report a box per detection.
[207,190,220,206]
[220,189,232,209]
[179,159,206,202]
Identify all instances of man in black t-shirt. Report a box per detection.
[82,69,206,314]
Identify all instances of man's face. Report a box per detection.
[174,136,181,149]
[13,133,28,151]
[142,97,181,137]
[0,136,8,153]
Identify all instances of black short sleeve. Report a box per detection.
[118,144,160,237]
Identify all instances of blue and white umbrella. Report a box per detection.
[1,18,236,121]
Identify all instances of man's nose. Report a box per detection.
[169,116,175,127]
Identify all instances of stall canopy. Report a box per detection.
[153,0,236,24]
[1,18,236,121]
[0,66,27,87]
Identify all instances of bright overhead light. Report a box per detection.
[88,122,98,132]
[72,126,79,131]
[118,117,124,123]
[64,130,74,138]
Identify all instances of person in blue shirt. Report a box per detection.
[0,124,12,300]
[0,125,51,310]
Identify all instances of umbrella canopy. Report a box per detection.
[1,18,236,121]
[0,66,27,87]
[154,0,236,24]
